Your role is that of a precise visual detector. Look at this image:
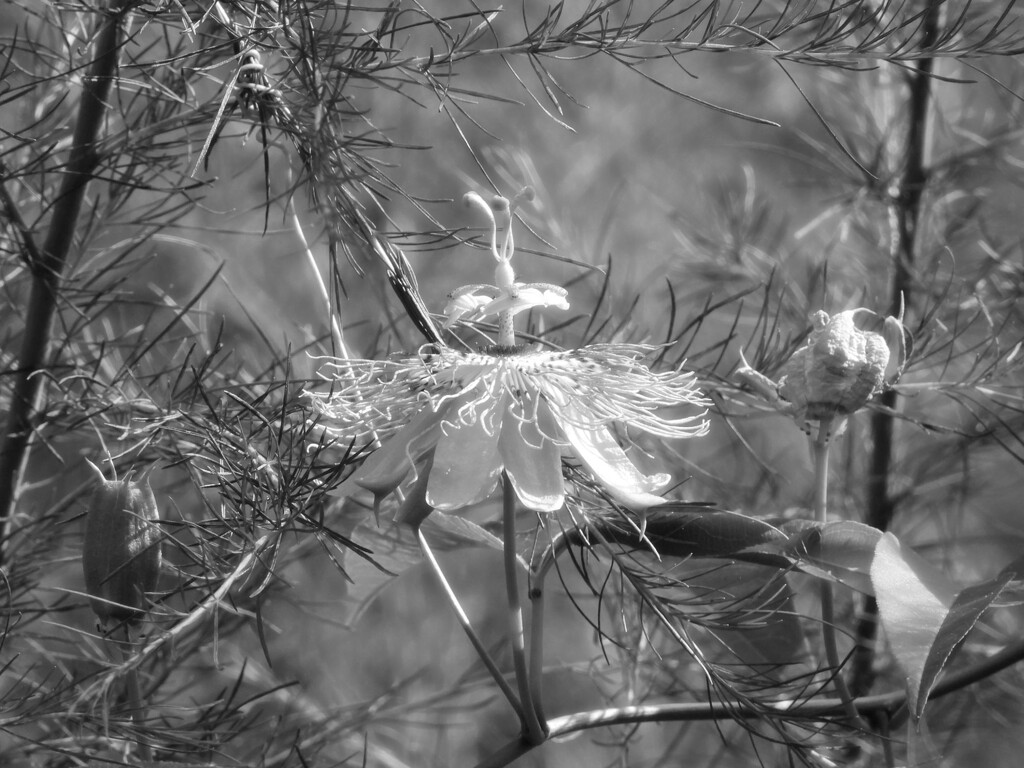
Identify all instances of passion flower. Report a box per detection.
[308,188,709,519]
[311,342,709,515]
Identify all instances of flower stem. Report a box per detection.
[120,625,152,762]
[502,473,547,744]
[527,570,546,724]
[415,525,525,721]
[812,420,864,728]
[288,195,349,360]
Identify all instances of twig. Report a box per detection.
[473,635,1024,768]
[0,168,44,270]
[527,564,546,729]
[414,525,525,722]
[120,625,153,762]
[106,534,277,681]
[287,188,350,360]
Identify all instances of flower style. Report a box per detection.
[736,307,907,431]
[308,188,709,519]
[310,343,710,514]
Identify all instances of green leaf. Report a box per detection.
[616,512,884,592]
[777,520,882,595]
[643,508,788,560]
[870,533,966,721]
[911,571,1014,719]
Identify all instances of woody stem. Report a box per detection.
[852,3,939,700]
[502,473,547,744]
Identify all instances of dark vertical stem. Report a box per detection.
[0,1,130,565]
[850,2,940,699]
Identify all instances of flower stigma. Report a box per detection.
[458,188,561,346]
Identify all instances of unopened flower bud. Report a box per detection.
[82,464,162,625]
[737,308,907,428]
[780,309,891,418]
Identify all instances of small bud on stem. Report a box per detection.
[82,462,162,626]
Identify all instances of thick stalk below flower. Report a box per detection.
[813,420,867,730]
[502,474,547,744]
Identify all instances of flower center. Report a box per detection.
[482,343,532,357]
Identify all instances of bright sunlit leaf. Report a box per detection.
[779,520,883,595]
[870,533,958,721]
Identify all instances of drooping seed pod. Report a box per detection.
[82,463,162,625]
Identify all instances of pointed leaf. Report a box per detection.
[643,509,788,562]
[870,533,958,720]
[779,520,882,594]
[912,571,1014,719]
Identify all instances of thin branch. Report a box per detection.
[474,635,1024,768]
[416,525,526,722]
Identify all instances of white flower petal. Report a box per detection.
[553,402,670,511]
[427,397,504,510]
[517,284,570,311]
[314,341,709,517]
[443,291,492,328]
[484,285,570,319]
[499,395,564,512]
[349,405,446,496]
